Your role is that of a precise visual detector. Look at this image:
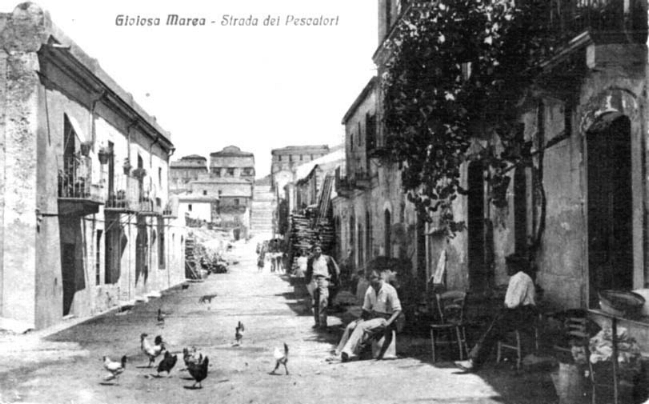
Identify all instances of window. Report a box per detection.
[188,204,193,212]
[234,199,240,206]
[226,168,235,176]
[289,155,293,162]
[278,155,282,162]
[300,155,303,161]
[158,167,162,187]
[366,113,376,151]
[203,190,207,195]
[358,122,362,145]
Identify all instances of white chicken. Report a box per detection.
[140,333,165,368]
[103,355,127,381]
[270,343,289,375]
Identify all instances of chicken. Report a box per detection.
[157,351,178,377]
[187,355,209,389]
[156,308,165,326]
[103,355,127,381]
[235,321,245,345]
[182,346,201,371]
[140,333,165,368]
[271,343,289,375]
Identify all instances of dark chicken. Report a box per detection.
[187,355,209,388]
[157,351,177,376]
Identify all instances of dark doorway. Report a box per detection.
[61,243,75,316]
[136,217,149,285]
[468,162,486,289]
[416,212,427,287]
[514,167,528,255]
[366,211,372,264]
[384,209,392,258]
[350,214,356,265]
[105,213,123,284]
[587,114,633,306]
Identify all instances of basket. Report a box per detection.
[599,290,645,317]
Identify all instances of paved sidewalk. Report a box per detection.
[0,237,559,404]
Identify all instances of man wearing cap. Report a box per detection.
[305,244,340,329]
[455,253,537,371]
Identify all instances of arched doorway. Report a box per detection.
[468,162,486,289]
[587,113,632,306]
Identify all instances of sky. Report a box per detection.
[0,0,378,178]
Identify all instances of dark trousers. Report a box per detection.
[469,305,537,366]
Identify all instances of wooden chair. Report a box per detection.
[430,290,469,362]
[496,322,540,369]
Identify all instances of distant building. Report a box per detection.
[270,145,329,195]
[169,155,208,194]
[169,146,255,239]
[210,146,255,179]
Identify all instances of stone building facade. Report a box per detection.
[370,0,649,317]
[0,3,186,330]
[270,145,329,196]
[169,146,254,239]
[169,154,208,194]
[334,76,423,285]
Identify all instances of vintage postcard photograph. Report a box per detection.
[0,0,648,403]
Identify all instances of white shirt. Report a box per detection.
[362,282,402,315]
[504,271,536,309]
[311,255,330,278]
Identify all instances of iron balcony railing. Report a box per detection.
[58,156,102,202]
[106,175,138,211]
[106,176,164,215]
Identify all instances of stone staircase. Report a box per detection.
[251,183,275,237]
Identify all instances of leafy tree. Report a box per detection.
[382,0,558,234]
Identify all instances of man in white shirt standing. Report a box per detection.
[455,253,537,371]
[331,267,402,362]
[305,244,340,329]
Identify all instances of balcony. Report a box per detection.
[106,176,163,216]
[135,187,163,216]
[162,202,177,218]
[546,0,647,43]
[351,171,371,190]
[106,175,137,213]
[57,156,103,216]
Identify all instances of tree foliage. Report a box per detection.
[382,0,558,231]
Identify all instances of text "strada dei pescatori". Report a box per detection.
[114,14,340,27]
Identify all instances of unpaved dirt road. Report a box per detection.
[0,237,557,404]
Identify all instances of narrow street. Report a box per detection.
[0,238,557,404]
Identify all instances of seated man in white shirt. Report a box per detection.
[455,253,537,372]
[331,267,402,362]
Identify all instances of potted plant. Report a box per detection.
[122,158,132,175]
[97,147,111,164]
[80,141,92,157]
[132,167,147,179]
